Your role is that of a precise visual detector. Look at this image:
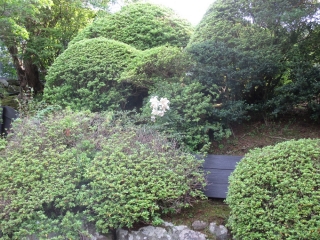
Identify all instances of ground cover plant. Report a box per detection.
[226,139,320,239]
[0,108,206,239]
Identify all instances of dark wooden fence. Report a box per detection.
[0,106,19,137]
[202,155,243,198]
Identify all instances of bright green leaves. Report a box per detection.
[226,139,320,239]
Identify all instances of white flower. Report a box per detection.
[159,97,170,110]
[151,109,159,115]
[150,96,159,108]
[149,96,170,121]
[158,111,164,117]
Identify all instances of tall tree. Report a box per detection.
[188,0,320,108]
[0,0,111,93]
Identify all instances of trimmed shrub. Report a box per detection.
[121,45,191,89]
[44,38,138,111]
[226,139,320,239]
[0,109,206,238]
[70,2,193,50]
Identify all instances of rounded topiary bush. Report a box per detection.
[0,109,206,238]
[70,2,193,50]
[121,45,191,88]
[44,38,138,111]
[226,139,320,240]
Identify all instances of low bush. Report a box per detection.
[226,139,320,239]
[0,109,206,238]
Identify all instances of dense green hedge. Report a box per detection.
[70,2,193,50]
[226,139,320,239]
[44,38,138,111]
[121,45,191,88]
[0,109,206,238]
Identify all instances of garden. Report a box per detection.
[0,0,320,239]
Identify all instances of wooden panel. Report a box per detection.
[203,183,229,198]
[201,155,244,198]
[2,106,18,136]
[202,155,242,169]
[204,169,234,184]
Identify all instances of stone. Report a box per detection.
[0,78,8,87]
[191,220,208,230]
[178,229,207,240]
[117,222,207,240]
[209,222,228,240]
[117,226,172,240]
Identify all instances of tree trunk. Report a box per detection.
[8,45,43,94]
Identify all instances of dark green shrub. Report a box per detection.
[0,109,206,238]
[226,139,320,239]
[44,38,138,111]
[140,81,231,152]
[70,2,193,50]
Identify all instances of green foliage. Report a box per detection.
[0,138,6,151]
[188,0,320,120]
[267,64,320,120]
[0,0,53,41]
[0,46,16,79]
[84,127,206,232]
[70,2,193,50]
[226,139,320,239]
[121,45,191,88]
[0,108,206,237]
[140,81,230,152]
[44,38,138,111]
[0,0,107,91]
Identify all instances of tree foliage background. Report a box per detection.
[0,0,111,92]
[188,0,320,120]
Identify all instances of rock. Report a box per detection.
[191,220,208,230]
[209,222,228,240]
[82,222,113,240]
[0,78,8,87]
[117,222,207,240]
[117,226,171,240]
[178,229,207,240]
[6,79,20,86]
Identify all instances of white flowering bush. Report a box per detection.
[141,81,225,152]
[150,96,170,121]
